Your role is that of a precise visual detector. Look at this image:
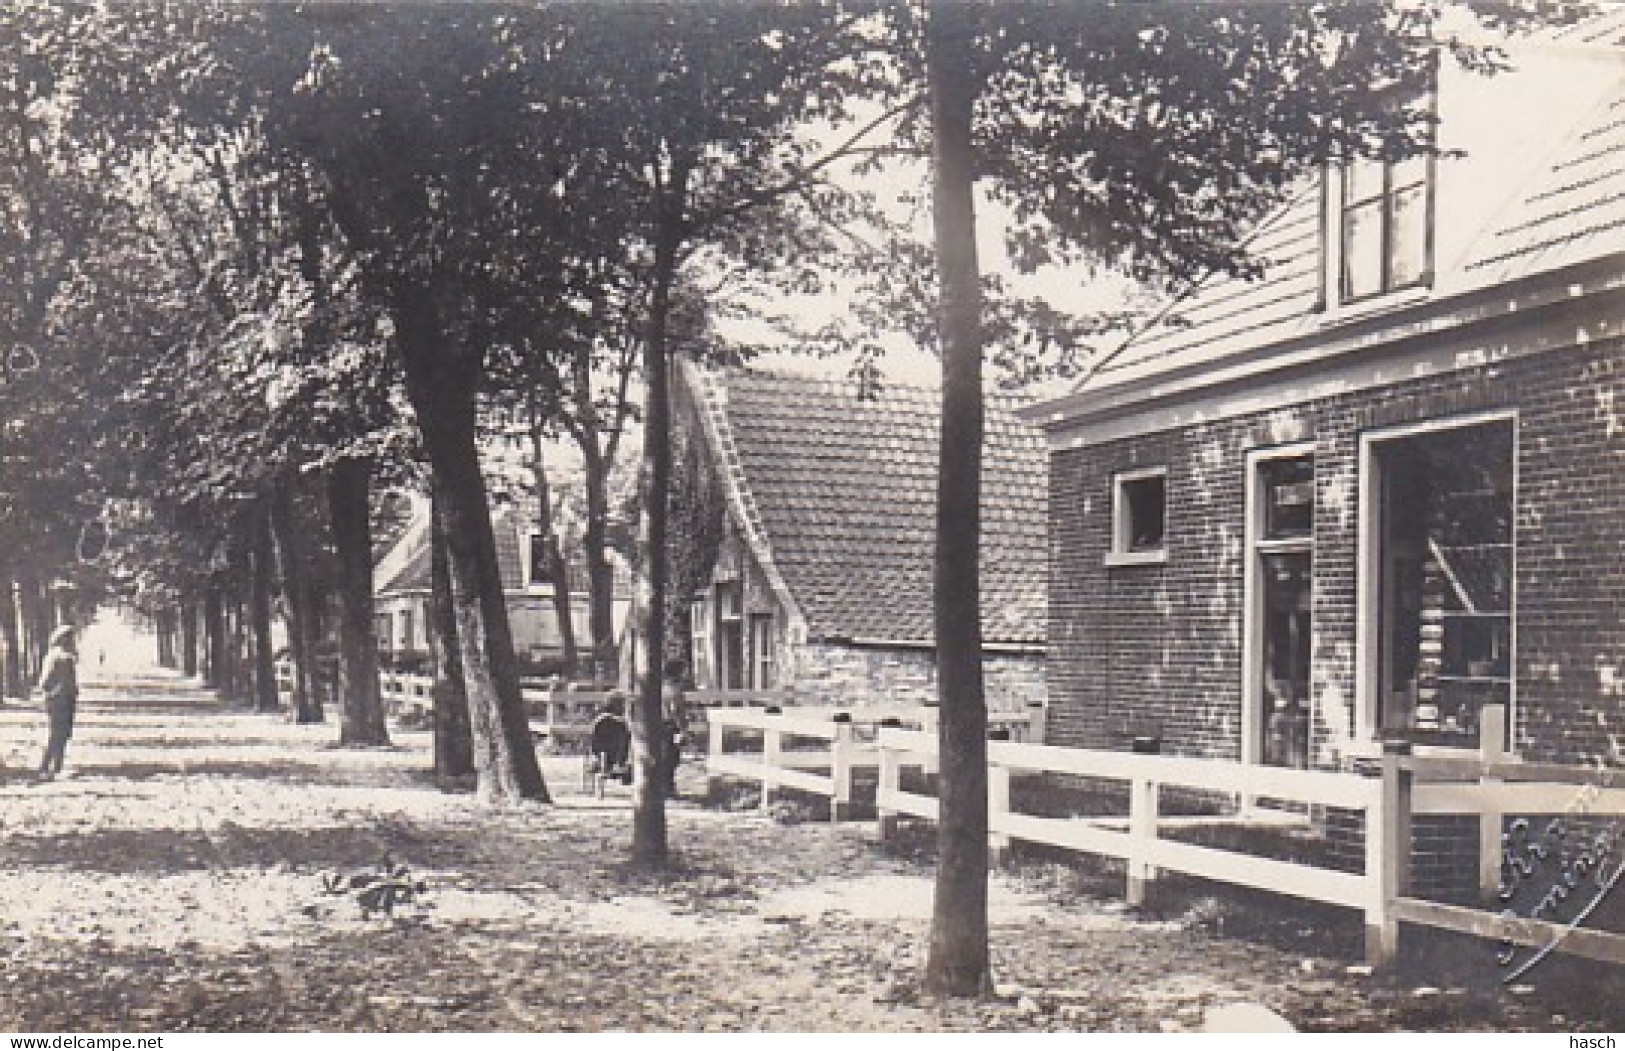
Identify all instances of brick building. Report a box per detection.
[672,361,1048,711]
[1023,17,1624,793]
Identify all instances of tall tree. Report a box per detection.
[922,1,989,995]
[903,0,1577,994]
[555,2,897,867]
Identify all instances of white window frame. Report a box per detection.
[1241,443,1316,767]
[1104,466,1169,567]
[749,612,774,690]
[1314,64,1439,318]
[1354,409,1518,755]
[689,596,712,690]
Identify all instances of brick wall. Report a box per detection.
[1048,338,1625,769]
[788,641,1047,713]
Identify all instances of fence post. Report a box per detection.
[762,724,782,808]
[705,713,726,800]
[920,708,940,776]
[1478,704,1508,905]
[1126,775,1159,907]
[988,760,1012,867]
[1366,739,1413,967]
[831,718,854,822]
[877,736,900,843]
[1027,702,1046,744]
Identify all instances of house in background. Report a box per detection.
[671,361,1048,711]
[1022,15,1625,899]
[373,500,630,676]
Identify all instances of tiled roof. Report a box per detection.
[695,368,1048,648]
[1080,13,1625,394]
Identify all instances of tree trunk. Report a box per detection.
[249,503,281,713]
[581,439,618,684]
[528,408,578,677]
[21,576,49,680]
[181,597,199,678]
[28,578,49,679]
[0,576,19,699]
[923,1,991,998]
[229,569,251,705]
[158,608,176,668]
[393,288,546,804]
[271,486,322,723]
[429,487,474,781]
[204,584,226,690]
[327,457,390,746]
[631,217,683,868]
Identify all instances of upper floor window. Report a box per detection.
[1340,153,1433,302]
[1324,64,1438,308]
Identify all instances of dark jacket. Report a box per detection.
[38,647,77,717]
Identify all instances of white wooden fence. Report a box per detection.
[373,675,798,749]
[875,726,1383,925]
[708,700,1625,969]
[704,704,1046,820]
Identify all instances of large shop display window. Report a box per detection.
[1372,418,1514,744]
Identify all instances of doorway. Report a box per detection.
[1246,449,1315,769]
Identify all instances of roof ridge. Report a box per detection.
[719,361,1045,411]
[679,359,808,637]
[723,362,936,395]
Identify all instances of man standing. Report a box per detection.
[38,625,78,778]
[660,658,689,798]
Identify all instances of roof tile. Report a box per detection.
[700,368,1048,648]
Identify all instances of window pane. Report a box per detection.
[1122,475,1166,552]
[1389,183,1429,288]
[1261,455,1315,539]
[1345,158,1385,203]
[1342,200,1384,300]
[1392,154,1428,193]
[1261,551,1313,768]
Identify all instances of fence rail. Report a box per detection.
[706,700,1625,969]
[703,703,1044,820]
[875,727,1381,915]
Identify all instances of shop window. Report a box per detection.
[1370,418,1514,744]
[1110,468,1167,561]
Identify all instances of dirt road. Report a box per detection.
[0,666,1610,1032]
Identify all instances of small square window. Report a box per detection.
[1111,468,1167,560]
